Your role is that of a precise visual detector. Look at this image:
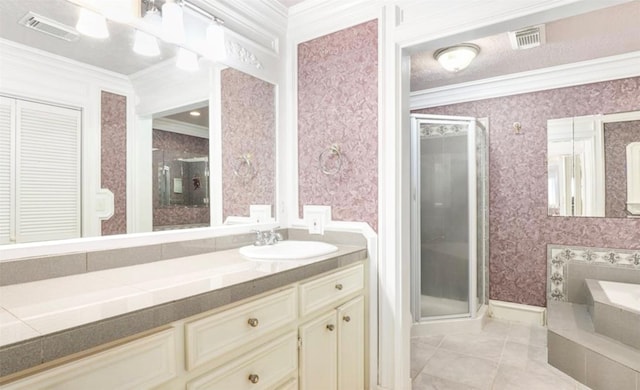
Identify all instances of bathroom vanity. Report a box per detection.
[0,238,368,389]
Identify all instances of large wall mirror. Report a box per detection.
[547,111,640,218]
[0,0,276,245]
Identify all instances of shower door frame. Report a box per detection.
[410,114,478,322]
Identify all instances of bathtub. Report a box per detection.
[598,280,640,314]
[585,279,640,349]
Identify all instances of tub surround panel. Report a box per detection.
[0,245,366,377]
[415,76,640,307]
[221,68,275,221]
[297,20,379,231]
[547,245,640,303]
[100,92,127,236]
[604,120,640,217]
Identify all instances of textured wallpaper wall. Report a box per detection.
[297,20,379,231]
[415,76,640,307]
[100,91,127,236]
[221,68,276,221]
[604,120,640,217]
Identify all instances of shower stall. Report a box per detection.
[410,114,488,323]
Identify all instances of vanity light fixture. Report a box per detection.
[133,8,161,56]
[434,43,480,72]
[133,29,161,56]
[76,8,109,39]
[162,0,185,44]
[176,48,199,71]
[205,20,226,61]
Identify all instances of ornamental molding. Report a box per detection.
[547,245,640,302]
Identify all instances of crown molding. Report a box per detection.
[153,118,209,139]
[410,51,640,110]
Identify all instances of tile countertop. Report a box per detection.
[0,243,367,377]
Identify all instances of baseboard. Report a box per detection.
[411,305,489,337]
[489,299,546,326]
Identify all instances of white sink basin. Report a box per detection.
[238,240,338,260]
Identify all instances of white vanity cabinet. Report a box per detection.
[0,262,366,390]
[0,329,177,390]
[298,265,365,390]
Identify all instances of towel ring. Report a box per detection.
[318,144,342,175]
[233,154,255,183]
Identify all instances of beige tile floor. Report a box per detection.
[411,319,590,390]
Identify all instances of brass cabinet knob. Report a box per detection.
[326,324,335,331]
[335,283,343,290]
[343,315,351,322]
[247,318,259,327]
[248,374,260,384]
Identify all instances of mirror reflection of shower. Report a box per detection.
[152,102,210,231]
[410,114,489,322]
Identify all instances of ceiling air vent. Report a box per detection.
[508,24,545,50]
[18,12,80,42]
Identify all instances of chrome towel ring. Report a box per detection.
[318,144,342,175]
[233,153,255,183]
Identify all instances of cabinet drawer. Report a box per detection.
[299,264,364,317]
[185,287,296,370]
[186,332,297,390]
[2,329,176,390]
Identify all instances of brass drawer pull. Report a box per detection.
[247,318,259,327]
[335,283,343,290]
[343,315,351,322]
[248,374,260,384]
[326,324,335,331]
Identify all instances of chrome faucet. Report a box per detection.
[252,228,283,246]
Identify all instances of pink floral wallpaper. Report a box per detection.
[415,76,640,307]
[100,91,127,236]
[221,68,275,220]
[152,129,210,228]
[604,120,640,217]
[297,20,378,231]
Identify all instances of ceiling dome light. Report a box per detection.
[189,111,201,117]
[76,8,109,39]
[434,44,480,72]
[176,48,199,72]
[162,0,185,44]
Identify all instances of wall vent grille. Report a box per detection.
[509,25,546,50]
[18,12,80,42]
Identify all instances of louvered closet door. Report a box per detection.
[15,100,81,243]
[0,97,15,244]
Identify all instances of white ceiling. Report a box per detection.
[0,0,180,75]
[276,0,308,8]
[410,1,640,91]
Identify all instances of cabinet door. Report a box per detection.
[337,296,365,390]
[299,311,337,390]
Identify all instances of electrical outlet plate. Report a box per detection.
[303,205,331,235]
[250,204,272,224]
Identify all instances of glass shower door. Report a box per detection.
[410,114,478,321]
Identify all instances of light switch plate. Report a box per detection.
[303,205,331,235]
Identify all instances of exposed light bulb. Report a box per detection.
[176,48,199,72]
[133,30,160,57]
[76,8,109,39]
[162,0,185,44]
[205,22,226,62]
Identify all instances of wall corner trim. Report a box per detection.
[410,51,640,110]
[489,299,546,326]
